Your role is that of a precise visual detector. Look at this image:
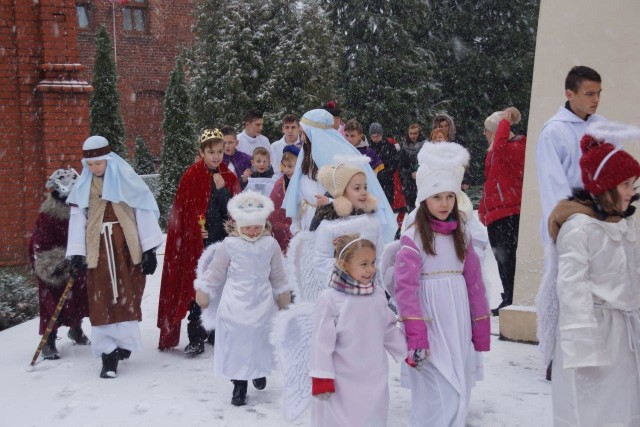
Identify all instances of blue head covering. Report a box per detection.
[283,109,396,242]
[67,136,160,218]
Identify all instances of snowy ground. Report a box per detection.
[1,228,552,426]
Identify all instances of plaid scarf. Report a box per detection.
[329,265,375,296]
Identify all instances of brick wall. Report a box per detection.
[77,0,195,157]
[1,0,193,266]
[1,1,93,266]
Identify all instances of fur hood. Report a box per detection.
[224,219,273,238]
[40,194,70,220]
[548,188,636,241]
[432,113,457,141]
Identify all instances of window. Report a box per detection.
[76,4,89,29]
[123,0,148,32]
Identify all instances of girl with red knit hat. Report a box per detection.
[540,122,640,426]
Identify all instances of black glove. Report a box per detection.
[69,255,86,278]
[141,249,157,275]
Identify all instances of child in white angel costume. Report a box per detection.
[194,191,291,406]
[310,234,406,426]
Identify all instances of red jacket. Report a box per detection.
[157,160,240,349]
[479,119,526,226]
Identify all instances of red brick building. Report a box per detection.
[1,0,194,266]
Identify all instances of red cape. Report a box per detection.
[157,160,239,349]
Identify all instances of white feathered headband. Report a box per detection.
[415,142,470,204]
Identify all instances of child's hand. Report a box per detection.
[405,349,428,368]
[242,169,251,183]
[314,393,332,401]
[314,194,330,206]
[201,229,209,240]
[277,291,292,310]
[411,171,417,180]
[195,290,210,308]
[213,173,225,190]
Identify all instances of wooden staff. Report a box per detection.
[29,277,75,367]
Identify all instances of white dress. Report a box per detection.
[196,235,290,380]
[552,214,640,427]
[310,286,406,427]
[403,227,481,427]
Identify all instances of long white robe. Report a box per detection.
[196,235,290,380]
[290,175,327,234]
[535,107,604,244]
[310,286,406,427]
[553,213,640,427]
[403,227,482,427]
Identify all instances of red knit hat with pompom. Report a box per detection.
[580,133,640,195]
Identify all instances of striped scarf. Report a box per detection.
[329,265,375,296]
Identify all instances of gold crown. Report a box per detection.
[199,128,224,144]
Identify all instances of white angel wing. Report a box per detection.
[195,242,223,331]
[381,240,402,300]
[271,302,315,421]
[287,231,326,303]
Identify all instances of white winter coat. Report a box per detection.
[314,213,385,289]
[195,235,290,380]
[535,107,605,244]
[553,213,640,427]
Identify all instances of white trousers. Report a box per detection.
[91,321,142,357]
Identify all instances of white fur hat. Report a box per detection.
[227,190,274,227]
[415,142,469,204]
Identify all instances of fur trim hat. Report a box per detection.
[484,107,521,133]
[318,155,376,217]
[318,155,369,198]
[45,168,79,197]
[580,121,640,196]
[416,142,470,203]
[227,190,275,228]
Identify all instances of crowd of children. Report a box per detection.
[28,98,640,426]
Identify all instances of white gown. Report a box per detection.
[403,227,481,427]
[310,286,406,427]
[196,235,290,380]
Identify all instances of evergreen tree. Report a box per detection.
[324,0,439,139]
[188,0,339,140]
[421,0,539,184]
[158,56,197,228]
[89,26,127,159]
[133,136,156,175]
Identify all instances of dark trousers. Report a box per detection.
[487,214,520,305]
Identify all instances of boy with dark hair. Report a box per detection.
[343,118,384,174]
[221,125,252,180]
[269,145,300,252]
[270,114,301,174]
[237,109,270,156]
[158,129,241,355]
[536,65,605,244]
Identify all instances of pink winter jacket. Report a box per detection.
[394,220,491,352]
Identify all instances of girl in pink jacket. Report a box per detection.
[394,142,491,426]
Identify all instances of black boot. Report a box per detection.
[206,330,216,346]
[491,293,510,316]
[42,331,60,360]
[100,349,119,378]
[184,301,208,357]
[252,377,266,390]
[546,361,553,381]
[116,347,131,361]
[68,325,91,345]
[231,380,248,406]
